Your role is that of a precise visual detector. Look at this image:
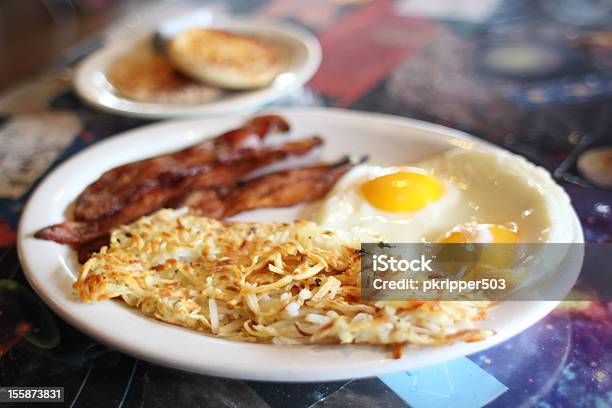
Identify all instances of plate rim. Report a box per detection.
[73,18,322,119]
[17,107,584,382]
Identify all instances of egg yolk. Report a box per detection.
[437,222,521,283]
[438,223,519,244]
[361,170,445,213]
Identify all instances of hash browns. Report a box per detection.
[75,209,492,352]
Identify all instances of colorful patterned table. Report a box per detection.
[1,1,611,407]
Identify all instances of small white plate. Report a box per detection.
[74,18,321,118]
[18,108,583,382]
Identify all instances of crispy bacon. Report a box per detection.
[170,157,357,217]
[166,188,227,219]
[73,115,289,222]
[77,236,112,264]
[35,114,363,265]
[34,137,323,247]
[74,157,359,263]
[221,156,358,217]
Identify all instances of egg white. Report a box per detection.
[307,165,463,242]
[308,148,575,244]
[418,147,574,244]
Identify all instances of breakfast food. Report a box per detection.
[168,28,286,90]
[73,115,290,222]
[75,209,492,349]
[309,148,573,244]
[107,43,222,104]
[170,157,359,217]
[76,158,357,262]
[34,113,579,359]
[35,115,323,247]
[35,138,323,246]
[106,27,287,102]
[35,115,371,267]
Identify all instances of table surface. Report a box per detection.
[1,1,611,407]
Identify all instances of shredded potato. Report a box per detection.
[75,209,493,353]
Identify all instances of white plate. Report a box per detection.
[18,108,583,382]
[74,18,321,118]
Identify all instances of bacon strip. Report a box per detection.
[166,188,227,219]
[75,157,360,263]
[34,137,323,246]
[221,156,359,216]
[74,115,289,222]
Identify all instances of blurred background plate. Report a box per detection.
[73,16,321,118]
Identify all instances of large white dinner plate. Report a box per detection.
[74,17,321,118]
[18,108,583,382]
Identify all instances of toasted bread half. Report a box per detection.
[167,28,286,90]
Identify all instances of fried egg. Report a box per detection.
[309,148,574,244]
[308,165,461,242]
